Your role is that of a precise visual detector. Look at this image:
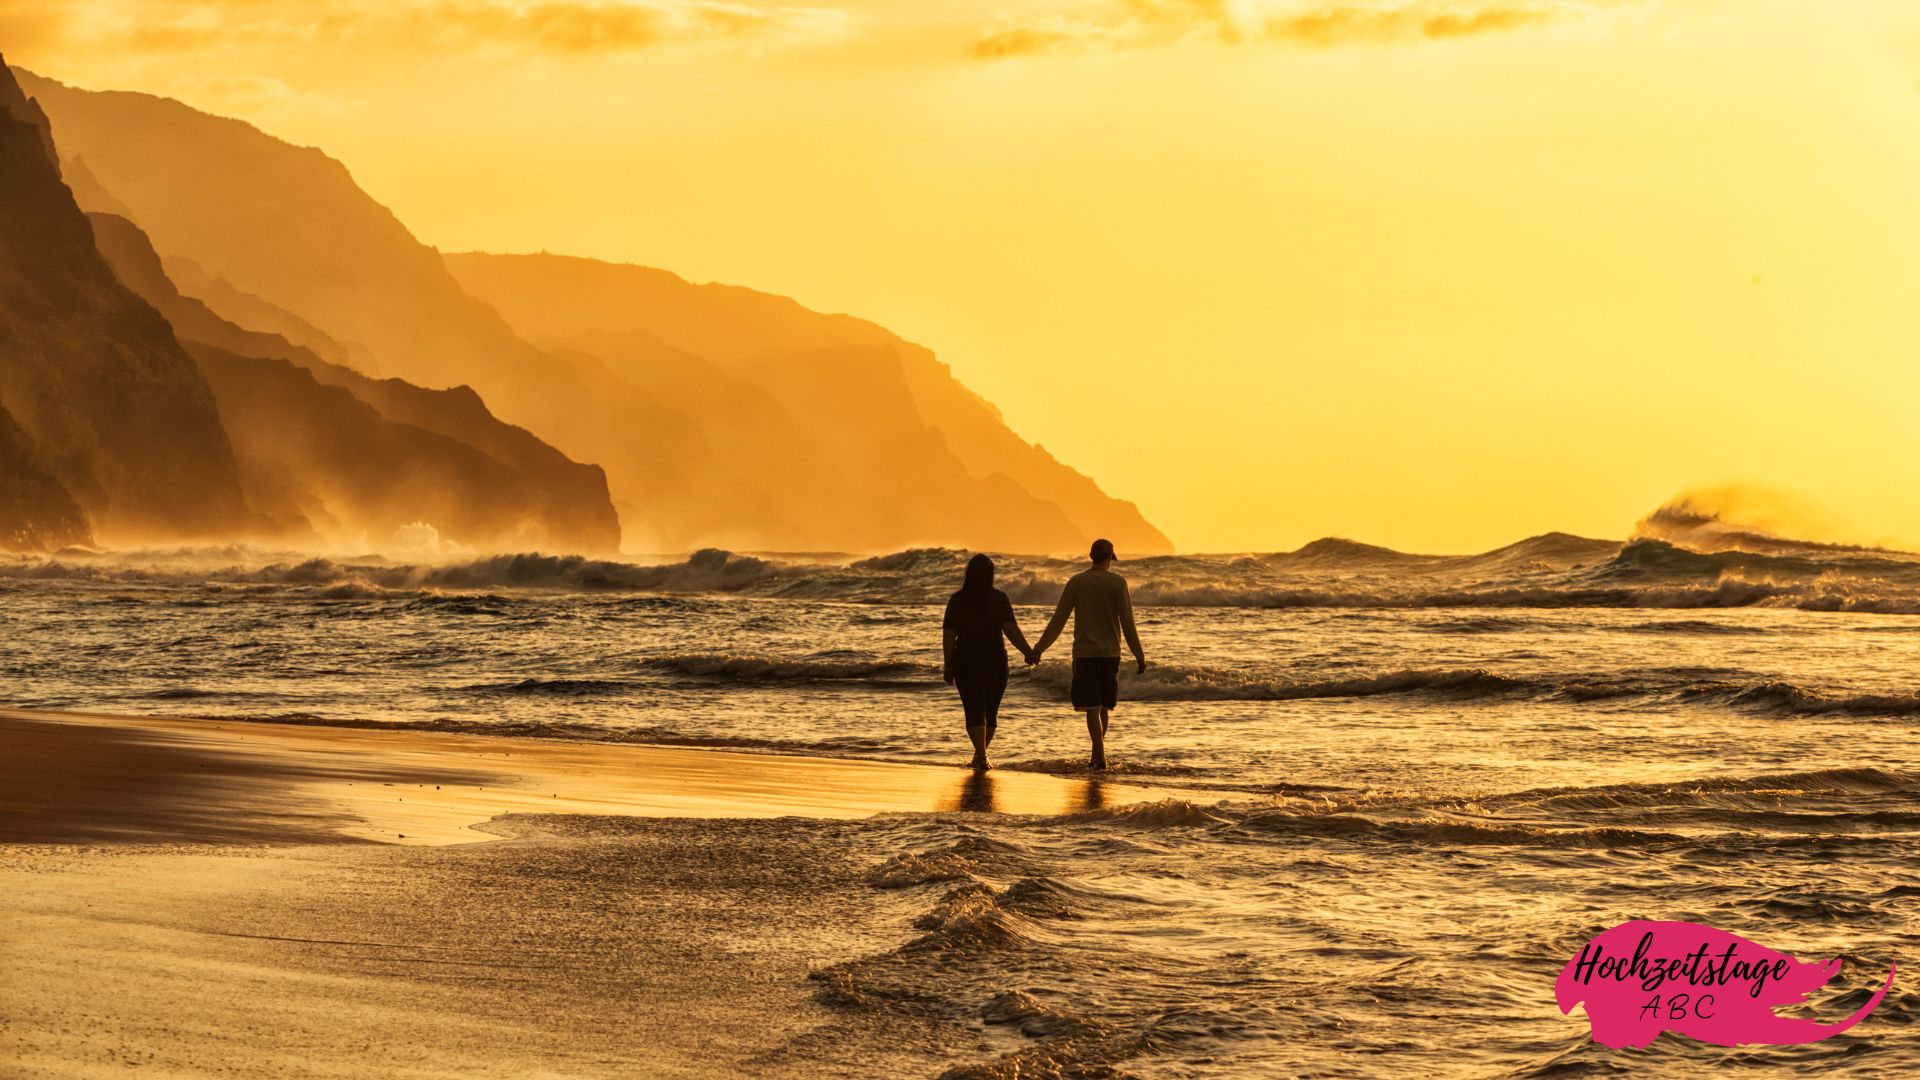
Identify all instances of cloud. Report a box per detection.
[969,20,1104,60]
[414,1,849,53]
[969,0,1610,59]
[0,1,78,55]
[7,1,849,60]
[1267,4,1557,44]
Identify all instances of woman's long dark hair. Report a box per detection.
[961,553,995,596]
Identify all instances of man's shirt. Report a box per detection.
[1043,566,1142,659]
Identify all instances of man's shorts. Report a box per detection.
[1070,657,1121,710]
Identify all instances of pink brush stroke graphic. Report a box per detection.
[1556,920,1895,1048]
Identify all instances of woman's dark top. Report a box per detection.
[944,588,1015,657]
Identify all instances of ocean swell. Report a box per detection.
[641,653,932,685]
[10,521,1920,614]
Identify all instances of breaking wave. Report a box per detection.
[9,505,1920,614]
[1707,683,1920,717]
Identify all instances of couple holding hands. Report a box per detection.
[941,539,1148,772]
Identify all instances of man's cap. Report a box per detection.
[1090,538,1116,562]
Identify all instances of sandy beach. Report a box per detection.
[0,709,1200,1078]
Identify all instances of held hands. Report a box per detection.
[1024,647,1042,667]
[1136,656,1149,675]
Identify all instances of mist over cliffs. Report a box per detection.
[13,66,1170,556]
[1,56,619,553]
[0,399,90,550]
[86,211,621,552]
[0,59,249,545]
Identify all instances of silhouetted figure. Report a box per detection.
[1030,538,1147,770]
[943,554,1036,771]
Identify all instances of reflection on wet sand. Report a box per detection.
[952,771,997,813]
[0,710,1210,842]
[941,771,1113,815]
[1078,779,1109,814]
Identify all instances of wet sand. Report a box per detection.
[0,708,1184,844]
[0,709,1201,1077]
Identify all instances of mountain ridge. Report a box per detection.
[20,65,1173,555]
[448,251,1173,555]
[0,56,251,547]
[84,210,623,552]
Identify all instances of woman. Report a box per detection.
[942,554,1035,772]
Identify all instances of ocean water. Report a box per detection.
[4,537,1918,1075]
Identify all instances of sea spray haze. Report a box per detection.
[3,523,1916,1072]
[14,68,1167,557]
[81,211,624,553]
[1,56,622,554]
[0,59,249,543]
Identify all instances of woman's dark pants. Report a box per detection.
[953,652,1009,727]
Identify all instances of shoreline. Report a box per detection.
[0,707,1211,845]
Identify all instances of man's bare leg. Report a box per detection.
[1085,709,1107,770]
[1100,708,1110,735]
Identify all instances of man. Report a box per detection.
[1029,538,1147,770]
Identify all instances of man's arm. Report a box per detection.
[1030,580,1075,660]
[1120,581,1145,673]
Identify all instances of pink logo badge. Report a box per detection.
[1556,920,1895,1048]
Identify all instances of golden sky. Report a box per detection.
[8,0,1920,552]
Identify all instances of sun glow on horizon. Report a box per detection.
[10,0,1920,553]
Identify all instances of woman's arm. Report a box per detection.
[941,600,958,684]
[1003,619,1034,665]
[1030,580,1075,661]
